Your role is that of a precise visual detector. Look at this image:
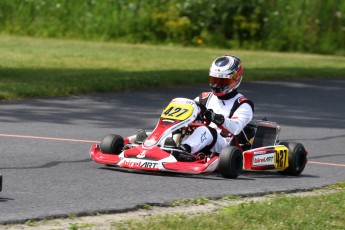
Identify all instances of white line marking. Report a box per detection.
[0,133,100,143]
[308,161,345,167]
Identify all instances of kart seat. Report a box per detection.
[234,126,256,151]
[236,120,280,150]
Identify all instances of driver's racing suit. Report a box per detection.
[180,90,254,155]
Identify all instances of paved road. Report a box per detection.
[0,79,344,224]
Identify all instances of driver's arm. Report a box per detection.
[221,103,253,135]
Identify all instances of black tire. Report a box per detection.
[218,146,243,179]
[278,142,307,176]
[100,134,124,155]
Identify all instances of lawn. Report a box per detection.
[113,186,345,230]
[0,35,344,100]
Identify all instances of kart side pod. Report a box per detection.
[243,142,308,176]
[243,145,289,171]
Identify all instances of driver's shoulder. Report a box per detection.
[195,91,212,105]
[234,93,254,112]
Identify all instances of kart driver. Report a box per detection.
[173,55,254,162]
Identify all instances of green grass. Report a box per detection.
[4,183,344,229]
[0,36,345,100]
[113,185,345,230]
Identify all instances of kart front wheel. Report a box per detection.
[278,142,307,176]
[100,134,124,155]
[219,146,243,179]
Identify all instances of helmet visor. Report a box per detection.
[209,76,234,87]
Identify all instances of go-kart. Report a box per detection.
[90,97,308,178]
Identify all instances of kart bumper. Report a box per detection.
[90,144,121,165]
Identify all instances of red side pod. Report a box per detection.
[90,144,121,165]
[243,150,254,170]
[243,147,276,170]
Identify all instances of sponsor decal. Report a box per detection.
[172,98,195,106]
[122,159,158,169]
[238,97,248,103]
[230,71,236,80]
[201,131,207,143]
[253,151,269,155]
[137,152,146,158]
[201,92,211,99]
[252,153,275,166]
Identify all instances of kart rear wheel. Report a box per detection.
[278,142,307,176]
[100,134,124,155]
[219,146,243,179]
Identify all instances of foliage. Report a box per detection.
[0,0,344,55]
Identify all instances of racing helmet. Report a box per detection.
[209,55,243,96]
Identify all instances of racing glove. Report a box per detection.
[204,109,225,126]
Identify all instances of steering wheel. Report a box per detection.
[190,101,211,127]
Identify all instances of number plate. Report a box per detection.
[161,102,194,120]
[274,146,289,169]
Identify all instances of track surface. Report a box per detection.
[0,79,344,224]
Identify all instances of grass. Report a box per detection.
[2,183,343,229]
[0,35,345,100]
[112,184,345,230]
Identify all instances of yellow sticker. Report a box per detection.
[161,103,194,120]
[274,146,289,169]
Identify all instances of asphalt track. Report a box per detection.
[0,79,344,224]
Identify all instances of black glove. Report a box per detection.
[204,109,225,126]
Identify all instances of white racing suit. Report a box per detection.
[181,91,254,154]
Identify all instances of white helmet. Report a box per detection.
[209,55,243,96]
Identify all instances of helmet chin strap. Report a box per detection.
[210,85,223,95]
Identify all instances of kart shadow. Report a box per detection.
[0,158,92,170]
[241,171,318,179]
[0,197,14,202]
[100,166,255,181]
[99,165,317,180]
[100,166,317,180]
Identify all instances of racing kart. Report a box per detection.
[90,97,308,178]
